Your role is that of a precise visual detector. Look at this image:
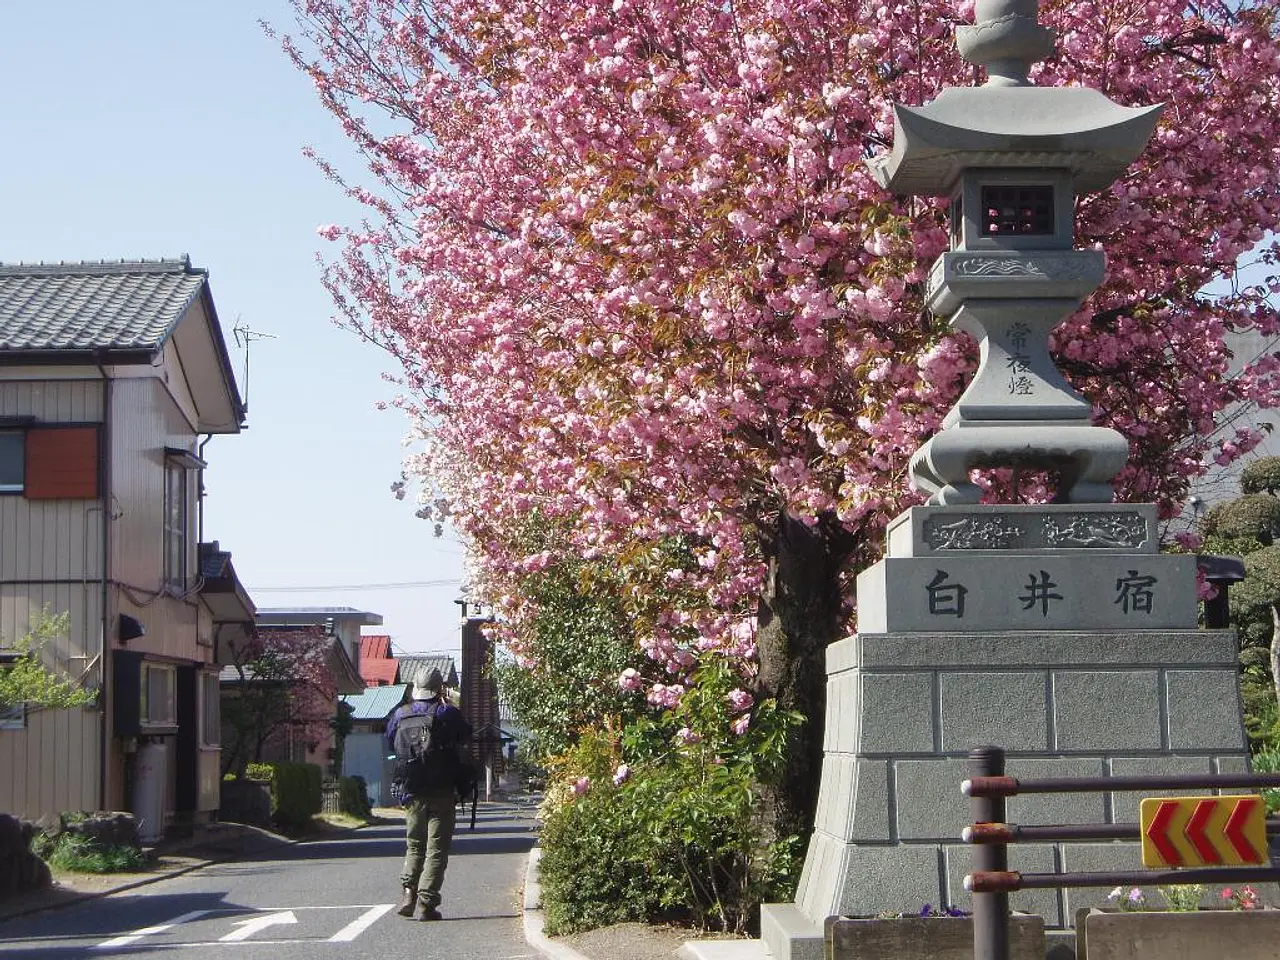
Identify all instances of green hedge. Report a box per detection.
[248,761,323,829]
[339,776,372,818]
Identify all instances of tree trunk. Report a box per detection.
[756,512,851,844]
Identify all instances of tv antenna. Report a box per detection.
[232,319,276,411]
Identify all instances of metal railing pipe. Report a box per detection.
[970,746,1011,960]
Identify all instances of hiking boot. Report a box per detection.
[411,902,443,922]
[397,886,416,917]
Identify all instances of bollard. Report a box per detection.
[969,746,1010,960]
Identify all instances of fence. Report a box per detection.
[962,745,1280,960]
[320,780,343,815]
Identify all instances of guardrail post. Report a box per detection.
[970,746,1010,960]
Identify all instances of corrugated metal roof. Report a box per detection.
[398,655,459,690]
[0,258,206,352]
[342,684,410,721]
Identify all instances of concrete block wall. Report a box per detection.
[792,629,1248,933]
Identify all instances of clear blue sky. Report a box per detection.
[0,2,468,657]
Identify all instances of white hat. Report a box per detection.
[411,668,444,700]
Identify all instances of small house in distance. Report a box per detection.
[339,683,409,806]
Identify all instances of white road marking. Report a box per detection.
[220,910,299,942]
[93,909,212,949]
[327,903,395,941]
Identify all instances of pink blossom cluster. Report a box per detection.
[285,0,1280,719]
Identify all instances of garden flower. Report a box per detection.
[676,726,701,745]
[618,668,643,692]
[571,777,590,796]
[730,714,750,736]
[727,688,754,712]
[612,764,631,786]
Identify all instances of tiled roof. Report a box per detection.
[341,684,410,721]
[199,542,232,580]
[398,655,459,690]
[0,258,206,353]
[362,659,398,687]
[359,634,397,686]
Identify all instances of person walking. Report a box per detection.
[387,667,472,921]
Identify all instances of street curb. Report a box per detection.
[521,847,594,960]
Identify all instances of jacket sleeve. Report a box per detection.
[385,708,401,753]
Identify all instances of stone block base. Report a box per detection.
[760,627,1252,960]
[759,903,822,960]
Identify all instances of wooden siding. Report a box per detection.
[108,377,204,662]
[0,377,107,819]
[0,707,100,818]
[0,581,104,819]
[0,378,104,422]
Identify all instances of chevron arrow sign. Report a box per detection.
[1139,795,1268,868]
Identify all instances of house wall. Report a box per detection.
[0,373,106,818]
[333,621,361,672]
[103,372,214,820]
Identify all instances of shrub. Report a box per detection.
[250,761,323,829]
[1252,750,1280,815]
[1241,458,1280,496]
[539,778,670,934]
[42,834,146,874]
[536,656,803,936]
[339,775,372,818]
[1204,494,1280,545]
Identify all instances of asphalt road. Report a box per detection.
[0,797,541,960]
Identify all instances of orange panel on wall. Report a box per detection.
[25,426,100,499]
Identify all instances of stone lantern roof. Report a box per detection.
[867,0,1164,196]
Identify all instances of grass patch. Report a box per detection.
[44,834,147,874]
[314,812,368,830]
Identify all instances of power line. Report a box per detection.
[253,578,463,593]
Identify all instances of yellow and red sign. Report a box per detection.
[1139,794,1268,868]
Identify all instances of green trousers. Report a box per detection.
[400,792,457,908]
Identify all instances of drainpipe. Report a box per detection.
[94,354,114,811]
[197,434,212,545]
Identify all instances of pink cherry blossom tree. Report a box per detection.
[280,0,1280,836]
[221,626,339,776]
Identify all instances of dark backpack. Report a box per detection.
[392,703,460,796]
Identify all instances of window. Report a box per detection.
[981,184,1055,236]
[140,663,176,728]
[200,671,219,747]
[0,701,24,730]
[0,432,24,493]
[164,461,189,587]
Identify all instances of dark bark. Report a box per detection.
[755,512,855,843]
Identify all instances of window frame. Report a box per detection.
[0,700,25,730]
[140,662,177,729]
[0,430,25,494]
[199,670,220,747]
[163,457,190,589]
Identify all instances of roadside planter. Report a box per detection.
[824,913,1044,960]
[1078,908,1280,960]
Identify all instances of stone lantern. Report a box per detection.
[868,0,1163,506]
[756,6,1253,960]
